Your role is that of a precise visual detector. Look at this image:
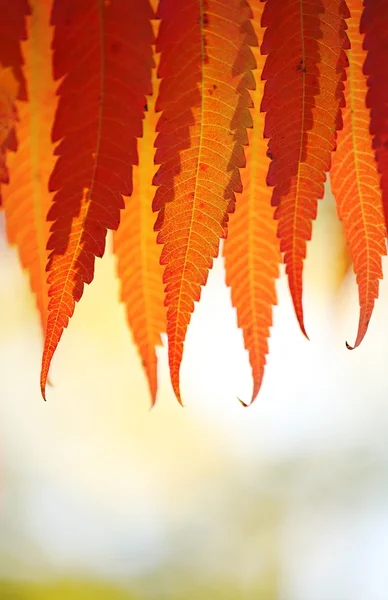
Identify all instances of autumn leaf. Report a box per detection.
[153,0,256,403]
[113,15,165,406]
[223,1,280,404]
[330,0,386,349]
[260,0,349,336]
[3,0,55,336]
[0,0,30,203]
[40,0,155,398]
[361,0,388,233]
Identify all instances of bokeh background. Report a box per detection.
[0,185,387,599]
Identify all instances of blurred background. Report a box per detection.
[0,184,387,599]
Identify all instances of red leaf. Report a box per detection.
[361,0,388,231]
[40,0,155,398]
[260,0,349,335]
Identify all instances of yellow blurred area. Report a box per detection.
[0,581,133,600]
[0,189,387,599]
[0,576,278,599]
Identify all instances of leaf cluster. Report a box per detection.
[0,0,386,405]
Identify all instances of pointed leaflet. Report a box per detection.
[260,0,349,335]
[3,0,55,336]
[361,1,388,230]
[40,0,154,398]
[0,0,30,202]
[153,0,256,403]
[223,1,280,404]
[113,22,165,406]
[330,0,386,349]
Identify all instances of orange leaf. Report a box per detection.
[260,0,349,335]
[153,0,256,403]
[330,0,386,349]
[361,0,388,231]
[0,0,30,204]
[223,1,280,404]
[3,0,55,336]
[114,43,165,405]
[40,0,155,398]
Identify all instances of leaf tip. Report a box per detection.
[171,380,184,407]
[40,379,47,401]
[237,396,250,408]
[345,333,363,351]
[175,392,184,407]
[295,309,309,341]
[40,346,54,402]
[346,313,372,351]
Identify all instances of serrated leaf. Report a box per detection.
[260,0,349,335]
[3,0,55,336]
[153,0,256,403]
[223,1,280,404]
[40,0,155,398]
[114,44,165,405]
[330,0,387,349]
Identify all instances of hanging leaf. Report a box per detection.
[223,0,280,404]
[3,0,55,336]
[153,0,256,403]
[330,0,386,349]
[40,0,155,398]
[114,18,165,405]
[260,0,349,335]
